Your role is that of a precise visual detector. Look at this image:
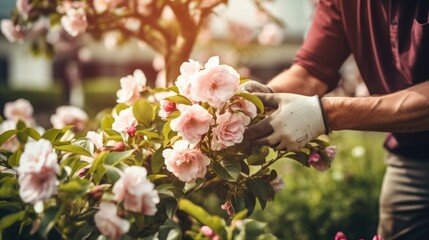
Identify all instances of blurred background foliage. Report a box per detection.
[253,131,386,240]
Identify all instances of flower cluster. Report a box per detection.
[0,57,335,240]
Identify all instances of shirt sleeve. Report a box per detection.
[294,0,351,91]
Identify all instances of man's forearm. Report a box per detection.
[322,80,429,132]
[267,64,328,96]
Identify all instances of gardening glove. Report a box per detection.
[239,80,273,93]
[245,93,329,151]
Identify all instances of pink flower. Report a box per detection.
[308,152,330,172]
[50,106,88,131]
[61,7,88,37]
[16,0,32,18]
[325,146,337,161]
[372,235,383,240]
[112,166,160,215]
[211,112,250,150]
[170,104,213,144]
[191,56,240,107]
[175,59,201,100]
[199,0,220,8]
[162,140,211,183]
[257,23,284,46]
[86,131,104,150]
[159,100,177,120]
[335,232,347,240]
[1,19,25,43]
[4,98,35,126]
[270,177,284,192]
[112,107,138,135]
[93,0,124,13]
[221,201,235,216]
[0,120,19,152]
[137,0,153,16]
[116,69,146,105]
[94,202,130,240]
[17,139,60,203]
[231,98,257,119]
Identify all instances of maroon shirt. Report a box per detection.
[294,0,429,158]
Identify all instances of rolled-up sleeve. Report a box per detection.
[294,0,351,91]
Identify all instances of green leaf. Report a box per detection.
[178,199,225,234]
[21,127,41,141]
[133,99,154,128]
[236,92,264,114]
[115,103,130,114]
[164,95,192,105]
[212,158,241,182]
[59,178,93,198]
[245,179,275,201]
[243,189,256,216]
[103,129,123,141]
[16,132,28,144]
[155,219,182,240]
[16,120,26,130]
[247,151,268,166]
[162,121,172,147]
[151,148,165,173]
[8,151,22,167]
[42,129,61,142]
[156,184,184,199]
[104,149,135,166]
[0,129,18,147]
[90,152,107,183]
[104,165,121,183]
[0,210,25,230]
[101,114,114,129]
[55,145,92,157]
[287,152,310,167]
[39,206,62,237]
[72,138,94,154]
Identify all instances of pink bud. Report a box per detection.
[325,146,337,161]
[221,201,235,216]
[372,235,383,240]
[308,152,321,164]
[200,226,214,237]
[335,232,347,240]
[126,125,137,137]
[113,142,126,152]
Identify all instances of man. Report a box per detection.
[244,1,429,239]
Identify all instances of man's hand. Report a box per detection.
[239,80,273,93]
[245,93,328,151]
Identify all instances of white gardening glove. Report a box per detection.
[239,80,273,93]
[245,93,329,151]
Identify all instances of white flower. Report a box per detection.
[112,166,160,215]
[94,202,130,240]
[61,7,88,37]
[50,106,88,130]
[17,139,60,203]
[116,69,146,105]
[4,98,35,126]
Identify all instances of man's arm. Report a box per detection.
[267,64,328,96]
[323,80,429,133]
[266,64,429,133]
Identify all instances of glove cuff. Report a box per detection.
[316,96,330,135]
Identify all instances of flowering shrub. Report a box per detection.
[0,56,335,239]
